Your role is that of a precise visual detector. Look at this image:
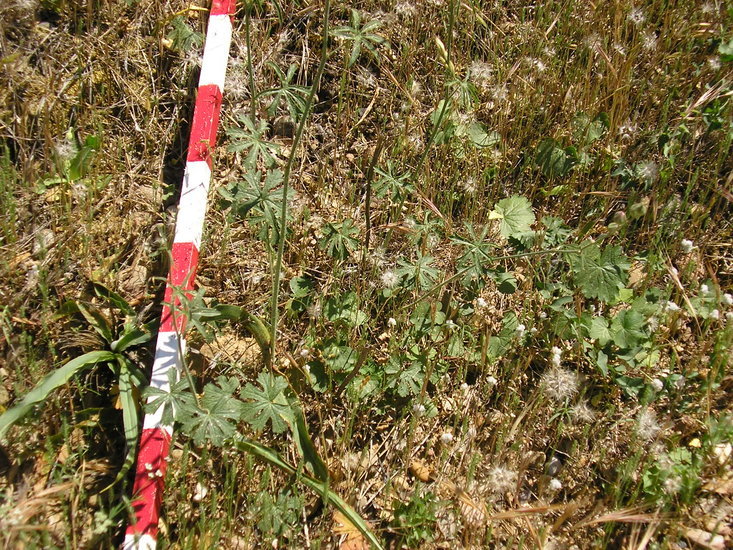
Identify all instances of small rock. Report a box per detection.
[683,528,725,550]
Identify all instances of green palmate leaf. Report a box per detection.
[535,138,576,177]
[489,195,535,239]
[225,115,281,168]
[319,219,360,260]
[241,371,294,434]
[567,243,630,303]
[142,369,196,428]
[396,252,440,291]
[589,316,612,346]
[0,350,116,438]
[182,377,243,447]
[167,15,204,52]
[610,309,646,349]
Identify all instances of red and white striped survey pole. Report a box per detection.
[123,2,236,548]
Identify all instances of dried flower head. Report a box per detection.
[571,400,595,423]
[488,466,517,494]
[541,367,579,402]
[381,269,400,289]
[636,408,660,441]
[627,8,646,25]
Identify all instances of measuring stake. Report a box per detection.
[123,2,237,548]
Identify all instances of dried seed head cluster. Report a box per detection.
[636,408,661,441]
[488,466,517,494]
[541,366,579,403]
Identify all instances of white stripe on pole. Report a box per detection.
[198,15,233,91]
[122,534,157,550]
[173,161,212,248]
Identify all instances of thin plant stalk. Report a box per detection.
[269,0,331,366]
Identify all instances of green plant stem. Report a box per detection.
[245,4,257,121]
[269,0,331,366]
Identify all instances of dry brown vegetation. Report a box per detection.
[1,0,732,548]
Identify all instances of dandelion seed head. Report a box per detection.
[636,408,660,441]
[663,476,681,494]
[618,121,638,141]
[627,8,645,25]
[488,466,517,494]
[469,61,493,91]
[641,30,657,51]
[306,302,322,319]
[394,1,417,18]
[637,161,658,183]
[491,84,509,103]
[571,401,595,423]
[381,269,400,289]
[541,367,579,402]
[193,482,208,502]
[462,177,478,195]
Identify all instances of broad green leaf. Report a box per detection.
[572,112,609,147]
[290,275,315,298]
[241,371,294,434]
[0,350,116,437]
[108,355,140,487]
[536,138,576,178]
[465,122,501,148]
[611,309,646,348]
[489,196,535,239]
[291,406,329,482]
[589,316,612,346]
[183,377,244,446]
[567,243,630,303]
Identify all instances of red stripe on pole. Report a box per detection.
[125,428,171,540]
[159,242,199,333]
[210,0,237,16]
[186,84,223,165]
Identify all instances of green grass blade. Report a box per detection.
[106,355,140,489]
[234,437,383,550]
[0,350,116,438]
[111,327,151,353]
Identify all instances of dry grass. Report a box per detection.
[1,0,732,548]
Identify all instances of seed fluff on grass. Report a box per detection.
[541,366,579,403]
